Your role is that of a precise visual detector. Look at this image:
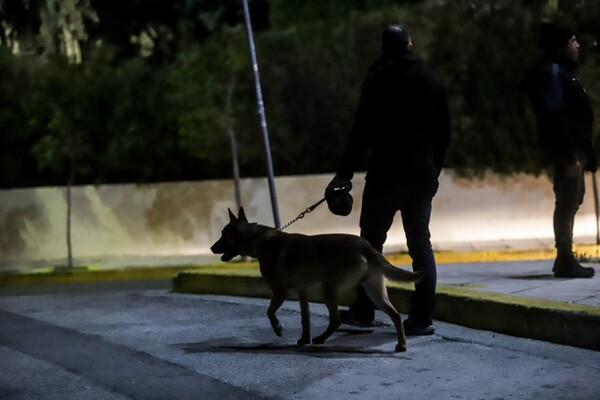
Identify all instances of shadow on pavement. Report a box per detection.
[507,273,555,280]
[176,329,410,359]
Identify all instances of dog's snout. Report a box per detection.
[210,238,225,254]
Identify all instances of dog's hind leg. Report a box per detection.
[297,289,311,345]
[362,277,407,352]
[312,286,341,345]
[267,289,287,337]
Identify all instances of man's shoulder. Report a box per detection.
[536,60,574,80]
[525,61,555,87]
[361,52,442,91]
[376,57,433,78]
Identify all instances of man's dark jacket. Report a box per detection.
[337,50,451,183]
[523,56,596,172]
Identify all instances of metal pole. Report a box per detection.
[592,173,600,244]
[241,0,281,229]
[229,129,242,210]
[226,78,242,211]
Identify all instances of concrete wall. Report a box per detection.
[0,171,597,266]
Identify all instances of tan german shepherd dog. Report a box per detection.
[210,208,422,352]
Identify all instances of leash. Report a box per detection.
[279,197,327,231]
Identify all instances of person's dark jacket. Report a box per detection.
[336,50,451,183]
[523,55,596,172]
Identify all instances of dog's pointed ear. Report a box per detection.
[228,208,237,222]
[238,207,248,222]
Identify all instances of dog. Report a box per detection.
[210,208,423,352]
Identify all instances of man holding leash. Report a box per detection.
[523,22,596,278]
[327,24,451,334]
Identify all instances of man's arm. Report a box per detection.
[539,64,578,171]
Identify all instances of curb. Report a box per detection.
[172,265,600,352]
[0,265,206,286]
[430,285,600,351]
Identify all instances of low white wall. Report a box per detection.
[0,171,597,265]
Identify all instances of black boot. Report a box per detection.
[553,251,595,278]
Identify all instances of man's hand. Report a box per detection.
[328,175,352,191]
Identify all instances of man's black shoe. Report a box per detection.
[553,265,595,278]
[553,256,595,278]
[403,318,435,336]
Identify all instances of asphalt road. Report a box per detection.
[1,281,599,400]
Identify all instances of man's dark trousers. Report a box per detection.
[553,167,585,253]
[351,178,439,326]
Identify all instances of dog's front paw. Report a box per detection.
[297,336,311,345]
[312,335,326,345]
[272,324,283,337]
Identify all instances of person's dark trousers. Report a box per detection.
[552,167,585,256]
[350,178,439,326]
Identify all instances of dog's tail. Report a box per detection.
[367,247,423,283]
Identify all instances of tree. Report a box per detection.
[30,59,94,268]
[0,0,96,61]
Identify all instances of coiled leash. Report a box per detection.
[279,197,326,231]
[278,182,353,231]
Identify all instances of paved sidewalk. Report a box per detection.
[436,259,600,307]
